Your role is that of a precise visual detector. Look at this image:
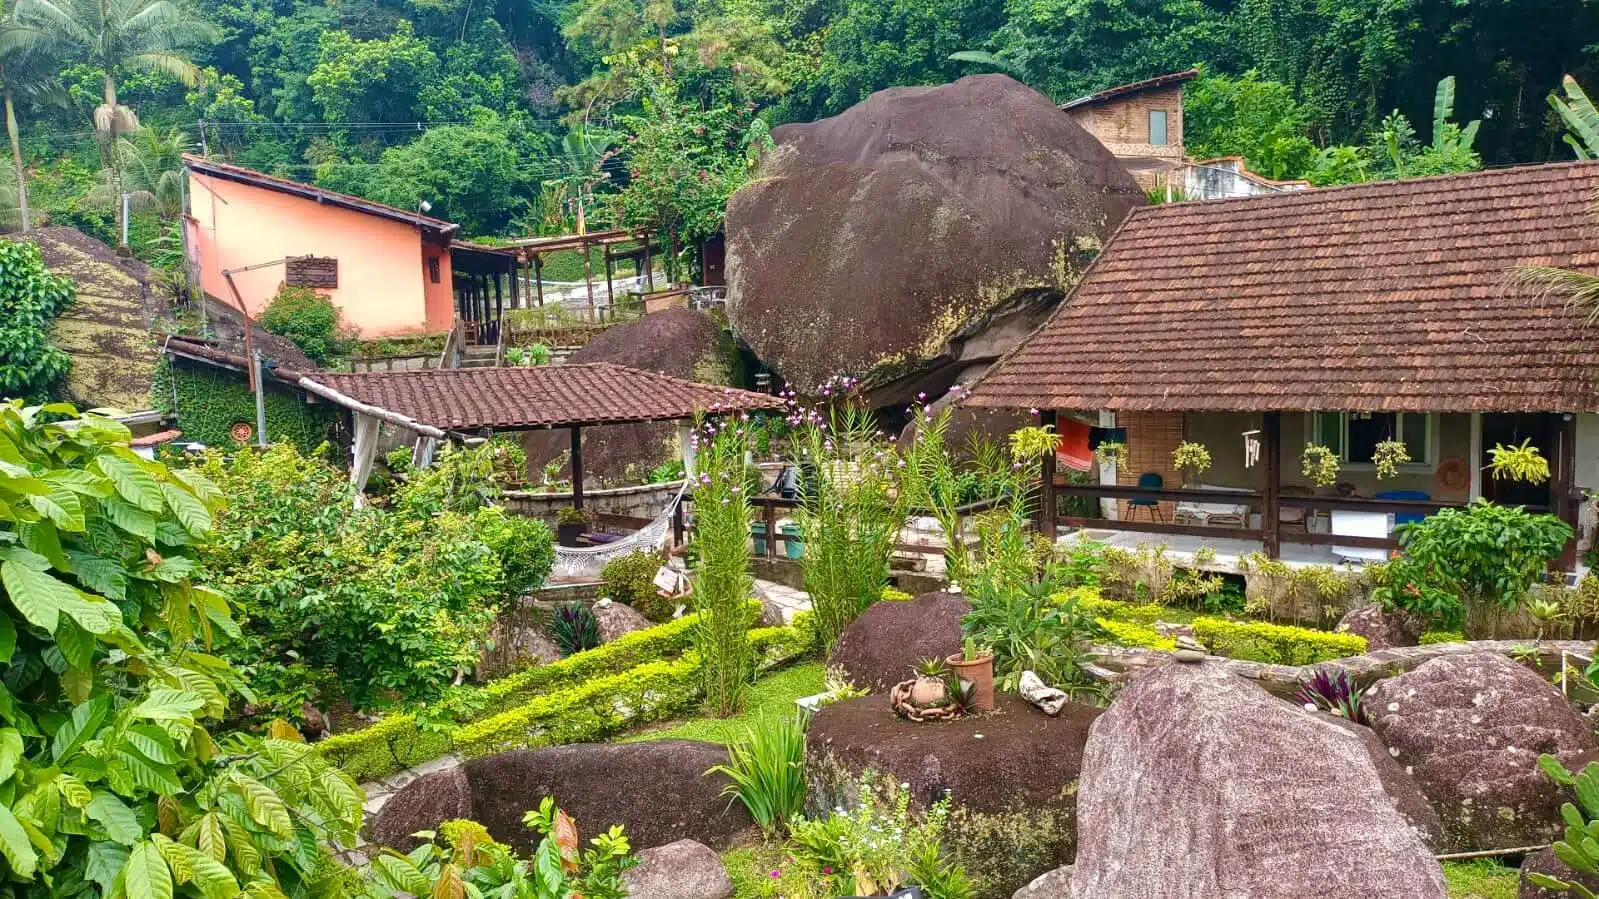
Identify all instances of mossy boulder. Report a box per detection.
[805,693,1099,897]
[521,308,739,484]
[725,74,1143,399]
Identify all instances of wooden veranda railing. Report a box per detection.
[674,493,1006,563]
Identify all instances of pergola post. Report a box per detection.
[582,236,596,314]
[604,245,615,316]
[570,425,584,510]
[1039,409,1058,538]
[532,253,545,307]
[1263,411,1281,560]
[1555,413,1579,571]
[678,421,697,478]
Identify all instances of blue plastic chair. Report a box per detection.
[1129,472,1165,522]
[1375,489,1430,527]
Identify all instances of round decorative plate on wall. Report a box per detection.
[230,421,255,443]
[1435,456,1470,492]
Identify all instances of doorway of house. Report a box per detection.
[1479,413,1556,508]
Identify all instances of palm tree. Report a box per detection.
[1,0,217,242]
[0,37,66,232]
[86,125,192,219]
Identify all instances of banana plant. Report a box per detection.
[1550,74,1599,159]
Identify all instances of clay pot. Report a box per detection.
[909,675,948,707]
[946,653,995,711]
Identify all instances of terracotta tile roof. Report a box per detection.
[182,154,459,239]
[1060,69,1199,111]
[130,429,183,448]
[310,364,784,430]
[965,162,1599,413]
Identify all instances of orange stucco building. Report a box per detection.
[184,155,517,339]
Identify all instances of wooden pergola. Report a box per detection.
[500,228,661,315]
[302,364,783,507]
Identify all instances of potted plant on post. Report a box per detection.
[556,507,587,547]
[946,637,995,712]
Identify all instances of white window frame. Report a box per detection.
[1309,412,1435,469]
[1148,109,1169,146]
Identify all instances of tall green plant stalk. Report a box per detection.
[793,387,908,649]
[691,417,755,716]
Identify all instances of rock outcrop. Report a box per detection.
[623,839,735,899]
[807,693,1099,896]
[827,593,969,692]
[1366,652,1599,850]
[520,308,738,483]
[1336,604,1424,650]
[369,741,754,854]
[1066,663,1448,898]
[725,74,1143,401]
[591,598,651,643]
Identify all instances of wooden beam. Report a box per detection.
[296,377,448,439]
[570,426,584,510]
[533,254,545,307]
[1058,516,1264,542]
[1263,411,1281,560]
[1556,413,1579,571]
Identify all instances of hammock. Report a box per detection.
[551,482,689,579]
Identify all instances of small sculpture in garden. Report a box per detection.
[1172,635,1208,663]
[1019,670,1068,716]
[890,659,973,721]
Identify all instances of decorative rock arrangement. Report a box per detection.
[368,741,755,854]
[622,839,735,899]
[1062,663,1448,898]
[829,593,970,692]
[1172,635,1208,663]
[806,693,1099,897]
[1365,651,1599,851]
[591,598,652,643]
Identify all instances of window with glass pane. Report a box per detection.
[1346,413,1396,463]
[1313,412,1345,458]
[1398,413,1428,461]
[1149,110,1168,146]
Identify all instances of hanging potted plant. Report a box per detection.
[1372,439,1410,480]
[1171,441,1212,485]
[1094,440,1128,470]
[556,506,587,547]
[1489,438,1551,484]
[946,637,995,712]
[1301,444,1340,488]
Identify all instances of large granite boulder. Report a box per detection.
[1366,652,1599,851]
[623,839,735,899]
[828,593,969,693]
[521,308,738,483]
[725,74,1143,400]
[1067,663,1447,898]
[591,598,651,643]
[1336,604,1424,650]
[369,741,754,854]
[807,692,1099,896]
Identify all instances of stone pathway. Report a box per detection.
[754,579,812,622]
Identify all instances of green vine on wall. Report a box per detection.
[151,357,337,451]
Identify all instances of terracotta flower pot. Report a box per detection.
[946,652,995,711]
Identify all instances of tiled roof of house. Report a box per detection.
[311,364,784,430]
[965,161,1599,413]
[1060,68,1199,111]
[183,154,460,239]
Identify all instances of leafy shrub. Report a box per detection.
[1191,617,1366,665]
[603,549,671,620]
[396,441,507,516]
[785,774,973,899]
[706,715,808,837]
[0,402,362,895]
[1419,630,1466,644]
[964,578,1107,691]
[1377,499,1573,630]
[476,507,555,596]
[551,603,601,655]
[0,239,73,400]
[1097,618,1176,650]
[367,798,636,898]
[260,285,345,363]
[195,443,502,714]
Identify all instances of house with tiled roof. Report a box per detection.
[183,155,520,343]
[966,161,1599,570]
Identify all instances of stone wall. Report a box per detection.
[504,480,686,526]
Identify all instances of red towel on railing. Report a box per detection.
[1057,417,1093,472]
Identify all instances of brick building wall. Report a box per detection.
[1066,85,1185,159]
[1116,411,1185,519]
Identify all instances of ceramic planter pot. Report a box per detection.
[946,652,995,711]
[556,521,585,547]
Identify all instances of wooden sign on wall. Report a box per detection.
[285,255,338,288]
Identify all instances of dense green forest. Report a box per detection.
[6,0,1599,259]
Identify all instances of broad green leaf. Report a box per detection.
[17,521,68,571]
[57,591,120,635]
[28,488,84,532]
[101,497,157,541]
[98,456,165,514]
[241,880,289,899]
[125,724,179,765]
[161,484,213,537]
[0,801,39,877]
[0,614,16,665]
[171,469,223,506]
[234,775,293,839]
[52,695,109,762]
[0,544,50,571]
[176,841,240,899]
[66,551,128,602]
[55,618,96,672]
[87,791,142,845]
[134,690,206,722]
[219,816,261,873]
[0,728,22,783]
[43,470,113,499]
[56,773,91,808]
[1,559,67,631]
[123,841,175,899]
[86,840,130,893]
[194,813,227,862]
[373,854,431,896]
[153,834,194,883]
[114,750,184,795]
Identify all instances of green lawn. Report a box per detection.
[626,663,825,745]
[1443,860,1520,899]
